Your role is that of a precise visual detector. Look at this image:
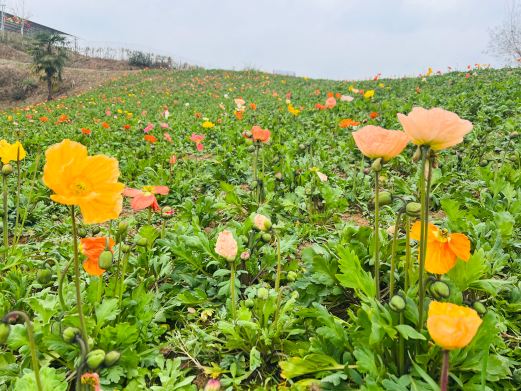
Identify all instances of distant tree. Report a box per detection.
[488,0,521,64]
[29,32,68,101]
[9,0,32,38]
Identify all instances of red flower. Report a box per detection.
[101,122,110,129]
[123,185,169,211]
[81,128,91,135]
[251,125,270,143]
[123,124,131,130]
[144,135,157,143]
[369,111,379,119]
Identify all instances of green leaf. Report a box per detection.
[14,367,67,391]
[395,325,426,341]
[95,298,119,326]
[447,249,487,292]
[249,346,261,371]
[335,246,375,299]
[279,354,345,380]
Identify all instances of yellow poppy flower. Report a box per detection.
[43,139,124,224]
[0,140,26,164]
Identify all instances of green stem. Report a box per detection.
[374,169,381,301]
[404,216,411,293]
[70,206,89,350]
[398,312,405,375]
[389,212,402,297]
[3,172,8,260]
[4,311,43,391]
[440,350,449,391]
[117,249,130,313]
[417,146,431,331]
[274,235,282,321]
[12,158,21,253]
[147,206,152,225]
[230,261,237,320]
[58,259,73,311]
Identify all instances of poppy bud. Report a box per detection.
[204,378,221,391]
[429,281,450,299]
[0,323,11,344]
[287,271,297,281]
[275,172,283,181]
[412,147,421,162]
[98,250,113,270]
[251,180,258,189]
[121,244,131,253]
[135,237,148,247]
[1,164,13,176]
[86,349,106,370]
[62,327,80,343]
[36,269,52,285]
[261,233,272,243]
[298,143,306,151]
[257,287,269,300]
[161,206,174,219]
[244,298,254,308]
[247,145,256,152]
[78,228,87,238]
[472,301,487,315]
[117,221,128,235]
[104,350,121,367]
[375,191,392,206]
[240,251,250,260]
[510,131,519,139]
[405,202,421,218]
[371,158,382,172]
[91,226,101,235]
[389,295,406,312]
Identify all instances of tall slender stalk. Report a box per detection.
[274,235,283,321]
[440,350,450,391]
[404,216,412,293]
[373,169,381,300]
[389,212,402,297]
[417,146,431,331]
[3,311,43,391]
[398,312,405,375]
[229,261,237,320]
[70,206,89,350]
[2,171,8,260]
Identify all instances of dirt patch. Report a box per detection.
[182,154,213,161]
[340,212,370,227]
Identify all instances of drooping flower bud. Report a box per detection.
[253,214,272,232]
[62,327,80,343]
[389,295,406,312]
[1,164,13,176]
[204,378,221,391]
[104,350,121,367]
[375,191,392,206]
[98,250,113,270]
[412,146,421,162]
[429,281,450,299]
[86,349,106,370]
[405,202,421,218]
[371,158,382,172]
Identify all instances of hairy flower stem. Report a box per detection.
[440,350,450,391]
[398,312,405,375]
[4,311,43,391]
[117,250,131,321]
[417,146,431,331]
[404,216,412,293]
[389,212,402,297]
[274,235,282,321]
[2,172,8,260]
[74,334,88,391]
[229,261,237,320]
[70,206,89,350]
[373,169,381,301]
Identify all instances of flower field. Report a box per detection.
[0,66,520,390]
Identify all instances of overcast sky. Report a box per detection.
[9,0,512,79]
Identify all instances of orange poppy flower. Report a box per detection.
[81,128,91,135]
[80,237,115,276]
[123,124,131,130]
[339,118,360,128]
[101,122,110,129]
[251,125,270,143]
[39,116,49,123]
[397,107,473,151]
[369,111,379,119]
[325,97,337,109]
[427,301,482,350]
[144,135,157,143]
[352,125,410,161]
[410,222,471,274]
[56,114,70,124]
[123,185,169,211]
[234,111,244,120]
[326,92,334,98]
[43,139,124,224]
[249,103,257,110]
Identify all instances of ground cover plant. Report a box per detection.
[0,65,520,390]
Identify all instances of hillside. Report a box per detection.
[0,67,520,390]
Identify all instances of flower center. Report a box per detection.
[435,228,450,243]
[142,185,154,193]
[73,181,89,195]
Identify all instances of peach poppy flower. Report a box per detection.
[352,126,410,161]
[340,95,354,102]
[164,132,172,142]
[397,107,473,151]
[80,237,115,276]
[427,301,482,350]
[169,155,177,165]
[215,230,238,261]
[43,139,124,224]
[410,222,470,274]
[123,185,169,211]
[325,97,336,109]
[251,126,270,143]
[339,118,360,128]
[81,372,102,391]
[253,214,271,231]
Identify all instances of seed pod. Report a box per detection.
[429,281,450,299]
[257,287,269,300]
[86,349,106,370]
[78,228,87,238]
[62,327,80,343]
[389,295,406,312]
[405,202,421,218]
[247,145,256,152]
[121,244,131,253]
[117,221,129,235]
[98,250,113,270]
[261,233,272,243]
[0,323,11,344]
[1,164,13,176]
[135,237,148,247]
[91,226,101,235]
[287,271,297,282]
[472,301,487,315]
[104,350,121,367]
[36,269,52,285]
[412,147,421,162]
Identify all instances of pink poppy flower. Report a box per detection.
[123,185,169,211]
[144,123,154,133]
[164,132,172,142]
[160,122,169,129]
[215,230,238,261]
[325,97,337,109]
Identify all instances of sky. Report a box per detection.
[6,0,513,80]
